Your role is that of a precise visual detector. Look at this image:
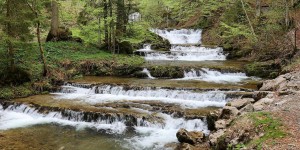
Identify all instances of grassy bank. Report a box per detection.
[0,42,145,99]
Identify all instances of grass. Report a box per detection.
[0,41,144,99]
[248,112,286,149]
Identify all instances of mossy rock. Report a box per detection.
[245,61,281,79]
[118,41,134,54]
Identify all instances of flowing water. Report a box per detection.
[0,29,260,150]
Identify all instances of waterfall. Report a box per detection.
[150,29,202,45]
[55,84,229,109]
[141,68,155,79]
[182,68,250,83]
[137,44,153,52]
[139,29,227,61]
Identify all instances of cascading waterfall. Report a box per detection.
[141,68,156,79]
[55,84,229,108]
[0,103,126,133]
[140,29,226,61]
[137,44,153,52]
[0,101,209,150]
[181,68,251,83]
[150,29,202,45]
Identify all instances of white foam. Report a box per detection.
[144,50,226,61]
[0,104,126,133]
[141,68,156,79]
[54,85,228,109]
[151,29,202,45]
[136,44,153,52]
[127,113,209,150]
[182,68,250,83]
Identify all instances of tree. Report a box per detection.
[46,0,59,41]
[26,0,48,76]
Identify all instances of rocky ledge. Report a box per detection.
[175,71,300,150]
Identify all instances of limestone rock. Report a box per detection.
[219,106,239,119]
[260,75,286,91]
[215,119,226,129]
[209,129,225,146]
[226,98,251,109]
[206,112,219,131]
[240,104,255,112]
[176,128,205,145]
[176,143,196,150]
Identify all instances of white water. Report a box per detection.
[127,113,209,150]
[151,29,202,45]
[137,44,153,52]
[144,50,226,61]
[181,68,251,83]
[54,84,228,109]
[141,68,156,79]
[0,104,126,133]
[0,103,208,150]
[143,29,226,61]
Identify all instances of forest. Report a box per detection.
[0,0,300,150]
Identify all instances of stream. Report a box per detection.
[0,29,259,150]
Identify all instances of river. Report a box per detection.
[0,29,259,150]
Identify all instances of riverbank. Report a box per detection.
[177,71,300,149]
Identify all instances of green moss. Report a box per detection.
[0,84,35,100]
[248,112,286,149]
[245,61,280,79]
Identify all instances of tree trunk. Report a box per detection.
[26,0,48,76]
[241,0,256,36]
[109,0,113,53]
[116,0,125,37]
[104,0,108,48]
[6,0,15,71]
[47,0,59,41]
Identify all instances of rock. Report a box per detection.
[206,112,219,131]
[254,98,274,106]
[176,143,196,150]
[219,106,239,119]
[259,75,286,91]
[253,91,270,101]
[209,129,225,146]
[240,104,254,113]
[226,98,251,110]
[176,128,205,145]
[253,98,274,111]
[215,119,226,129]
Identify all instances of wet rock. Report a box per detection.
[206,111,219,131]
[215,119,226,129]
[226,98,251,110]
[219,106,239,120]
[176,128,205,145]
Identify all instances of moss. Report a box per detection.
[245,61,280,79]
[248,112,286,149]
[0,84,35,100]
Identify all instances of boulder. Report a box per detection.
[206,111,219,131]
[176,143,196,150]
[240,104,255,113]
[215,119,226,129]
[226,98,251,110]
[219,106,239,119]
[253,91,270,101]
[176,128,205,145]
[259,75,286,91]
[209,129,225,146]
[253,98,274,111]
